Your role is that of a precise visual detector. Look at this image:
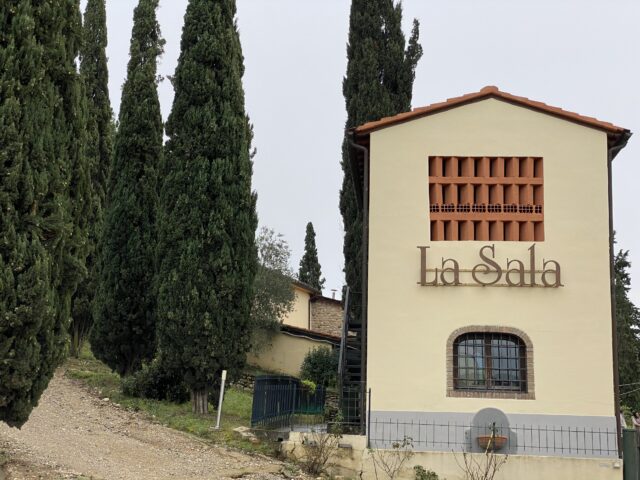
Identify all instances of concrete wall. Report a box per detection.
[310,298,343,337]
[366,98,614,428]
[282,286,312,330]
[246,331,333,377]
[283,433,623,480]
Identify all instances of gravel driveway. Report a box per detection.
[0,372,307,480]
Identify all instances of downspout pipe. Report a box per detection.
[607,130,632,458]
[347,131,366,211]
[348,133,370,435]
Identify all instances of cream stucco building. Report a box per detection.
[342,86,631,458]
[247,280,343,377]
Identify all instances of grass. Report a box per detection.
[64,345,276,456]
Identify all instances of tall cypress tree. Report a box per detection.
[298,222,325,291]
[157,0,257,414]
[52,0,91,369]
[91,0,163,376]
[0,0,87,427]
[71,0,114,357]
[340,0,422,319]
[615,248,640,410]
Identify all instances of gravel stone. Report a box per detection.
[0,371,310,480]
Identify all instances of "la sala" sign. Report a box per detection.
[417,244,563,288]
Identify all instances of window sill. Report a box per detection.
[447,388,535,400]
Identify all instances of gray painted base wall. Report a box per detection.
[368,411,618,458]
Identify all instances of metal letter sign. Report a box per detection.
[417,244,563,287]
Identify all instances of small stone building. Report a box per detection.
[310,295,343,337]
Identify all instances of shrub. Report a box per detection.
[122,358,190,403]
[300,347,338,387]
[414,465,440,480]
[299,429,341,475]
[369,436,414,480]
[301,379,317,393]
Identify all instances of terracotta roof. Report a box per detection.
[280,324,341,344]
[291,279,322,296]
[310,295,342,307]
[354,86,629,139]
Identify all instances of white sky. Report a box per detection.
[95,0,640,305]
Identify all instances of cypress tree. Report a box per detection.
[91,0,163,376]
[615,248,640,409]
[340,0,422,319]
[157,0,258,414]
[0,0,87,427]
[52,0,91,369]
[70,0,114,357]
[298,222,325,291]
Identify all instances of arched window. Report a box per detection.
[453,332,527,392]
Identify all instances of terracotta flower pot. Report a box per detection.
[477,435,508,451]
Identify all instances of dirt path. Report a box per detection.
[0,372,306,480]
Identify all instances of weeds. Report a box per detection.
[298,429,342,475]
[369,436,415,480]
[413,465,440,480]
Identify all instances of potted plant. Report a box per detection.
[476,423,508,451]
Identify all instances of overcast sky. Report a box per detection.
[93,0,640,304]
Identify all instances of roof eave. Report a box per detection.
[354,87,628,140]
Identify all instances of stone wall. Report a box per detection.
[231,372,256,392]
[310,297,343,337]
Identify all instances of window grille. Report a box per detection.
[428,156,544,241]
[453,332,527,392]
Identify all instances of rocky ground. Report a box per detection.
[0,372,309,480]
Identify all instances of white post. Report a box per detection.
[215,370,227,430]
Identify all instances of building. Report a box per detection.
[247,280,343,377]
[343,86,631,459]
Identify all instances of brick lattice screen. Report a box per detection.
[428,156,544,241]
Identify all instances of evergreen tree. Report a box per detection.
[298,222,325,291]
[615,248,640,410]
[71,0,114,357]
[157,0,258,414]
[251,227,295,351]
[340,0,422,320]
[91,0,163,376]
[0,0,87,427]
[52,0,91,370]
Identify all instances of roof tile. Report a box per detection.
[354,86,628,136]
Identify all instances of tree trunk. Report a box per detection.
[191,388,208,415]
[70,324,81,358]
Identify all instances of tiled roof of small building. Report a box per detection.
[280,324,341,344]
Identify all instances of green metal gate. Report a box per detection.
[624,429,639,480]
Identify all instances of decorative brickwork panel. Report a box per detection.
[429,156,544,241]
[310,298,343,337]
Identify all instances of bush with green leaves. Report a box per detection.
[414,465,440,480]
[300,347,339,387]
[122,358,189,403]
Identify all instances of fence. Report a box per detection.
[251,376,326,429]
[368,418,619,458]
[623,429,640,480]
[334,382,368,434]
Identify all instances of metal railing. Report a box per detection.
[337,287,350,386]
[250,377,326,429]
[368,418,618,458]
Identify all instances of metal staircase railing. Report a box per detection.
[338,287,365,432]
